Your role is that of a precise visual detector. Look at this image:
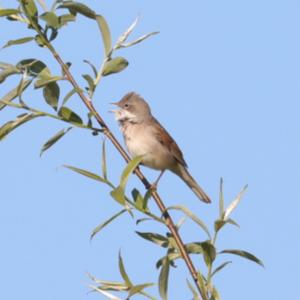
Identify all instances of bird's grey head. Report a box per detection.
[111,92,152,123]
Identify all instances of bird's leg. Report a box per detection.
[150,170,165,191]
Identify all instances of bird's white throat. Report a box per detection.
[113,109,137,122]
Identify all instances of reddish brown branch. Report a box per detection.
[48,44,206,300]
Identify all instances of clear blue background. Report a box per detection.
[1,0,299,299]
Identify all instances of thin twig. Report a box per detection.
[42,39,206,300]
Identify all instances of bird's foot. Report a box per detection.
[149,182,158,192]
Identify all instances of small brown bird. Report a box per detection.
[111,92,211,203]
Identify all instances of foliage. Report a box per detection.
[0,1,262,299]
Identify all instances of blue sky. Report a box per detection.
[1,0,300,299]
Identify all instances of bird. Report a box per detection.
[111,92,211,203]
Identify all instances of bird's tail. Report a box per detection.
[172,164,211,203]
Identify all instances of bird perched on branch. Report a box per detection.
[111,92,211,203]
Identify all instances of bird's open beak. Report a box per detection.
[109,102,120,114]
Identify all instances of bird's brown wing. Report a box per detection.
[151,117,188,168]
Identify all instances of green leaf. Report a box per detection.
[101,139,108,180]
[20,0,38,25]
[196,272,209,300]
[0,66,20,83]
[128,283,155,298]
[17,59,50,77]
[58,14,76,27]
[158,258,170,300]
[118,251,132,287]
[102,57,129,76]
[0,79,32,111]
[120,31,159,48]
[167,205,211,239]
[210,286,220,300]
[90,209,126,240]
[211,261,232,278]
[82,74,95,95]
[120,156,143,189]
[34,75,62,89]
[58,1,96,19]
[132,188,148,212]
[62,88,76,106]
[110,186,127,206]
[89,285,123,299]
[2,37,34,49]
[0,9,20,17]
[223,184,248,220]
[136,231,168,248]
[43,81,60,110]
[115,17,139,47]
[40,127,72,156]
[63,165,109,184]
[186,279,198,300]
[58,107,83,124]
[95,15,112,57]
[201,241,216,267]
[83,59,98,77]
[0,112,44,141]
[220,249,264,267]
[40,12,59,28]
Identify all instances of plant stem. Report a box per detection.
[37,34,207,300]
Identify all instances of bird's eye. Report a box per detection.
[124,103,129,108]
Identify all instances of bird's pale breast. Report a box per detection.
[121,122,176,170]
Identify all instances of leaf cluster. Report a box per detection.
[0,2,263,300]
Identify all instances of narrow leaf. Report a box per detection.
[0,9,20,17]
[43,81,60,110]
[58,1,96,19]
[95,15,112,57]
[34,75,62,89]
[62,88,76,106]
[0,66,20,83]
[220,249,264,267]
[40,12,59,28]
[63,165,108,184]
[110,186,126,206]
[120,156,143,189]
[210,286,220,300]
[58,14,76,27]
[120,31,159,48]
[132,188,148,212]
[118,251,132,287]
[196,273,209,300]
[211,261,232,278]
[58,107,83,124]
[102,57,128,76]
[20,0,38,24]
[115,17,139,47]
[83,59,98,77]
[0,79,31,111]
[2,37,34,49]
[17,59,50,77]
[82,74,95,94]
[90,209,126,240]
[89,286,121,300]
[223,185,248,220]
[136,231,168,247]
[201,241,216,267]
[186,279,198,300]
[0,113,44,141]
[158,258,170,300]
[128,283,154,298]
[40,127,72,156]
[167,205,211,239]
